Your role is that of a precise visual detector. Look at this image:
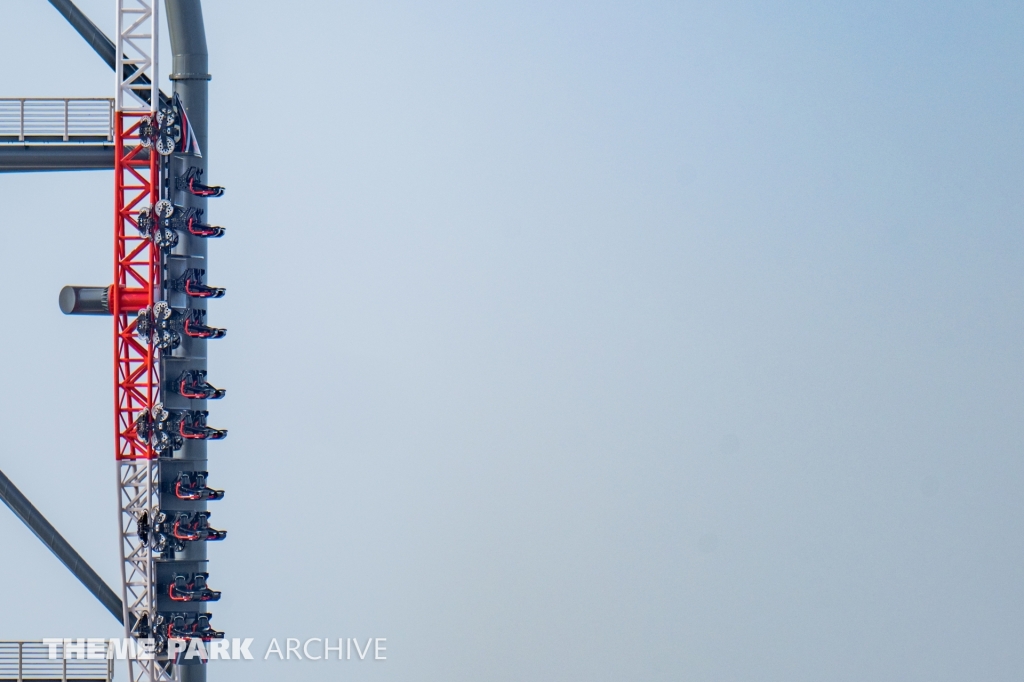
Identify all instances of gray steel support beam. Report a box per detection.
[165,0,211,554]
[47,0,116,70]
[165,4,210,681]
[0,146,115,172]
[0,467,124,625]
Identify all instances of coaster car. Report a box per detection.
[179,410,227,440]
[175,369,226,399]
[169,269,225,298]
[177,166,225,197]
[169,572,221,602]
[184,309,226,339]
[174,471,225,501]
[164,511,227,542]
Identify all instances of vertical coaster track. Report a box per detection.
[113,2,225,681]
[0,3,224,680]
[113,4,168,681]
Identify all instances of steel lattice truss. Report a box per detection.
[116,0,159,111]
[114,3,173,682]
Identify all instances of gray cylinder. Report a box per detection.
[166,5,212,682]
[59,285,111,315]
[0,146,116,172]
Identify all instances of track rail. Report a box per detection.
[113,3,172,682]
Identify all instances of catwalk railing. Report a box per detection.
[0,641,114,682]
[0,99,114,143]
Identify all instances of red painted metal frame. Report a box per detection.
[114,112,159,462]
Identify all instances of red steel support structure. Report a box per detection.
[114,113,159,464]
[114,111,169,682]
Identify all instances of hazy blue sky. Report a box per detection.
[1,1,1023,680]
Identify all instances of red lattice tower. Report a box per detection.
[113,112,159,463]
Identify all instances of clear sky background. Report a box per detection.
[0,1,1022,681]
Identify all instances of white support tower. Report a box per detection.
[116,0,159,112]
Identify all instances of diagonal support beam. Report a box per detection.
[0,466,125,625]
[48,0,116,70]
